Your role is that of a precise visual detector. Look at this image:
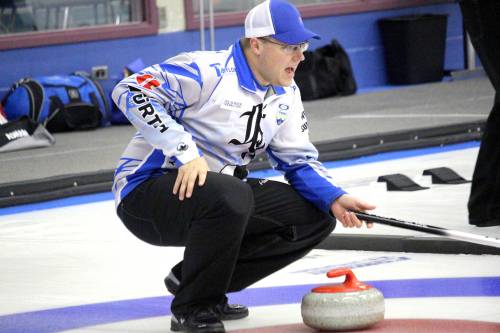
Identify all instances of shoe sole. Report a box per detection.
[217,309,249,320]
[171,321,225,333]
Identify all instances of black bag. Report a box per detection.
[295,39,357,101]
[0,116,55,153]
[2,73,110,132]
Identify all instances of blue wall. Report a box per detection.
[0,3,463,98]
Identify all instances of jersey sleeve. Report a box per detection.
[112,53,203,166]
[266,88,346,214]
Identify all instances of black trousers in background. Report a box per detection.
[460,0,500,226]
[117,172,335,315]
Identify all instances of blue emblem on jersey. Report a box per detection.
[276,104,289,125]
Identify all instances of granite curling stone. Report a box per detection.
[301,268,384,331]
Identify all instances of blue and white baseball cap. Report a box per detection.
[245,0,320,45]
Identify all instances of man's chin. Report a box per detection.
[277,78,294,87]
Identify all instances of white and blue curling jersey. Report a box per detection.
[112,41,346,213]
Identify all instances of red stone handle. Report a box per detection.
[312,268,371,293]
[327,268,360,288]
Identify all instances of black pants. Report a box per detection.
[117,172,335,315]
[460,0,500,226]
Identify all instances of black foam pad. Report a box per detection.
[377,173,429,191]
[423,167,470,184]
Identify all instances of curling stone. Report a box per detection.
[301,268,384,331]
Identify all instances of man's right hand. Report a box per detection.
[173,157,209,200]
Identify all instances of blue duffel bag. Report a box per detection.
[2,72,110,132]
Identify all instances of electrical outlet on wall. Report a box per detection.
[91,65,108,80]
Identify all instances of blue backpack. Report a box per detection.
[2,73,110,132]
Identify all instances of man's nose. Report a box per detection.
[293,49,305,62]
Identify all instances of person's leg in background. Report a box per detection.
[460,0,500,226]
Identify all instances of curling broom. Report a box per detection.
[352,211,500,248]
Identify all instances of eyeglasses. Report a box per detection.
[259,37,309,54]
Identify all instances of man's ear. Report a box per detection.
[249,38,262,55]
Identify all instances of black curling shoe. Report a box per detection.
[171,308,225,333]
[165,271,249,320]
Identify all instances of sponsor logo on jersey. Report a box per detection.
[276,104,289,125]
[300,111,309,132]
[128,86,169,133]
[136,74,161,90]
[177,142,189,152]
[222,99,242,110]
[210,63,236,77]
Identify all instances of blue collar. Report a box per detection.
[232,41,286,95]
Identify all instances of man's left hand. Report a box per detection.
[330,194,376,228]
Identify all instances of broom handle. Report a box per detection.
[352,211,500,248]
